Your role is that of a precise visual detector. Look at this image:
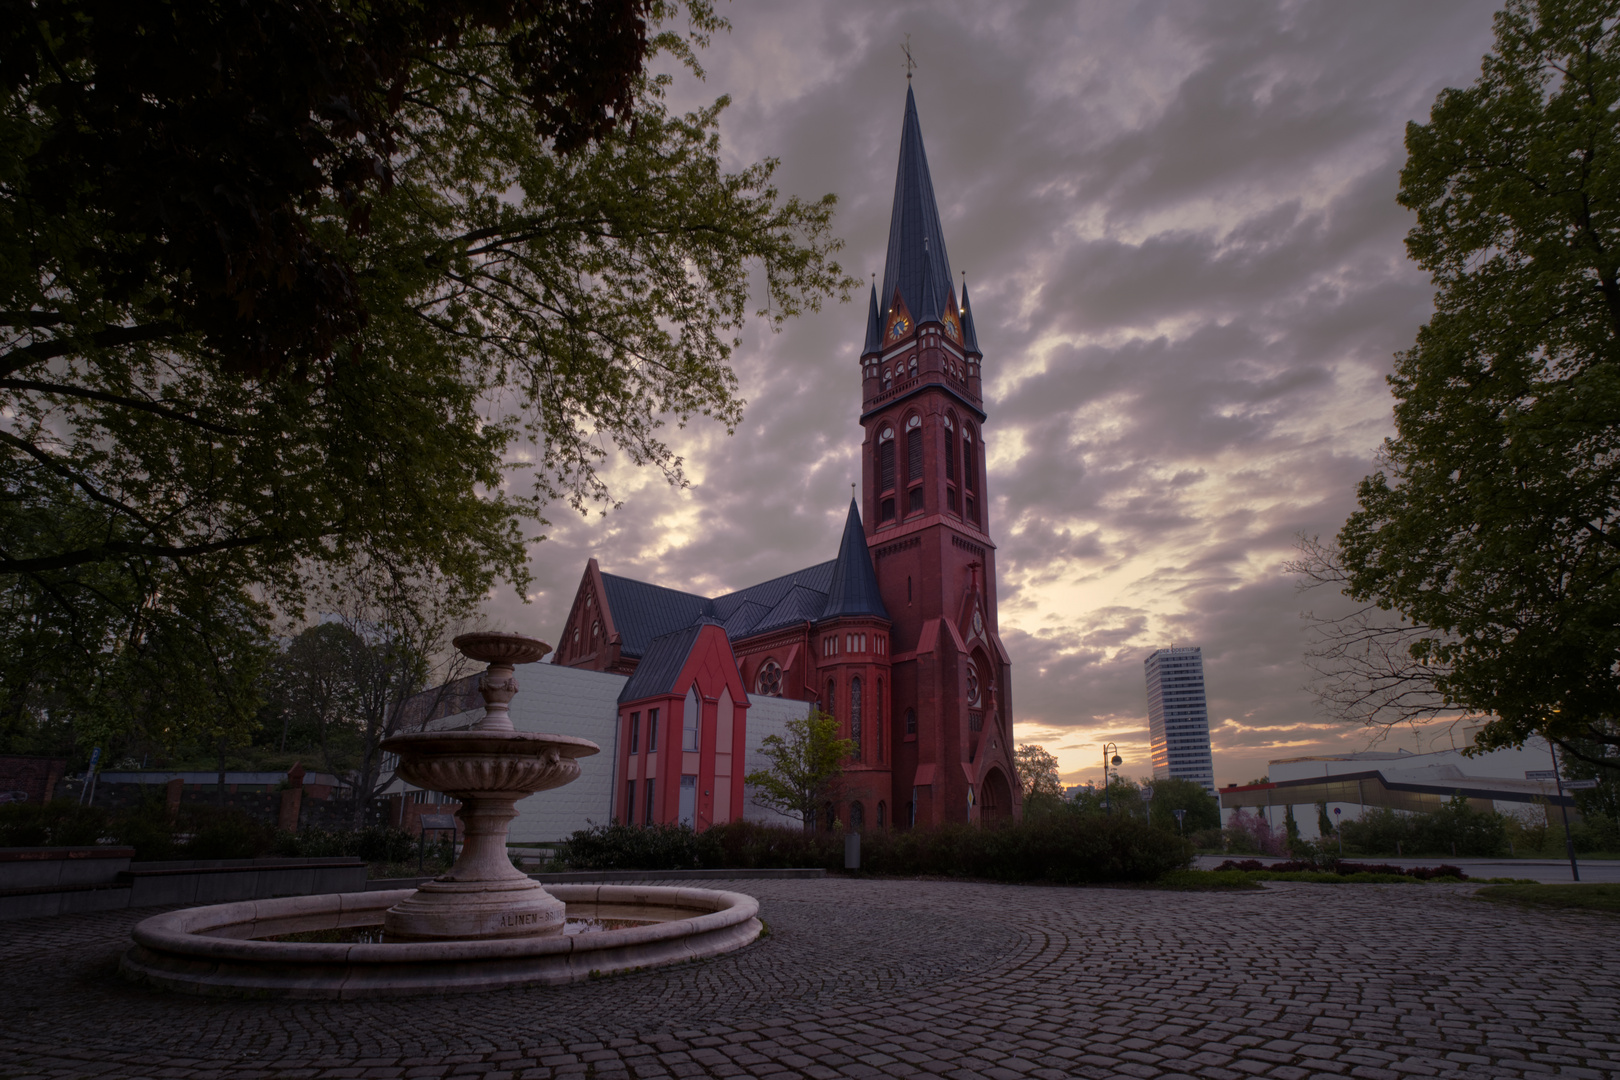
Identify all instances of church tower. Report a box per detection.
[862,87,1018,827]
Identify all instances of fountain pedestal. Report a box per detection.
[381,633,598,942]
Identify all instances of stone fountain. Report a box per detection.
[119,631,762,999]
[381,631,596,941]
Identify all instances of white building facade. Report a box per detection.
[388,662,807,844]
[1144,646,1215,793]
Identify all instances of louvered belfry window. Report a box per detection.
[907,424,922,482]
[880,437,896,491]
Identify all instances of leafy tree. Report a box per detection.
[743,709,852,833]
[1144,776,1220,833]
[1013,744,1062,799]
[1,0,856,752]
[1338,0,1620,772]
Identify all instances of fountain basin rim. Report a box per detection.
[380,730,601,758]
[127,885,755,965]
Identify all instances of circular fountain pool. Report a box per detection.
[120,884,762,999]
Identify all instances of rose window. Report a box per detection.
[756,660,783,698]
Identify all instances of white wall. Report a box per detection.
[417,663,628,844]
[741,693,810,828]
[402,670,808,839]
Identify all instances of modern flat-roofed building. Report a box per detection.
[1145,646,1215,793]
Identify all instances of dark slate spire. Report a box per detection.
[821,499,889,620]
[878,86,954,328]
[960,281,981,355]
[863,281,882,355]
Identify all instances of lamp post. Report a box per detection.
[1101,744,1122,816]
[1332,806,1342,857]
[1140,784,1154,823]
[1173,807,1187,836]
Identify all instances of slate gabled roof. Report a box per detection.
[599,573,712,659]
[879,85,955,329]
[617,623,705,704]
[597,508,887,670]
[820,500,889,620]
[862,282,883,356]
[960,282,981,355]
[711,560,836,639]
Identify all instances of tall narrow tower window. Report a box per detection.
[963,431,978,524]
[825,678,837,720]
[878,428,896,522]
[906,414,924,514]
[850,677,862,759]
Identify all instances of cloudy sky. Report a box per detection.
[484,0,1504,789]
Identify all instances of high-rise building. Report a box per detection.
[1144,646,1214,792]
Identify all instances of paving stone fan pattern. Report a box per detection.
[0,878,1615,1080]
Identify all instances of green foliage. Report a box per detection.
[1337,795,1509,856]
[1146,777,1221,833]
[1013,744,1062,798]
[271,826,425,865]
[1339,0,1620,767]
[0,799,109,847]
[742,709,853,830]
[0,0,857,759]
[560,816,1193,884]
[1476,883,1620,912]
[1150,870,1266,891]
[562,821,716,870]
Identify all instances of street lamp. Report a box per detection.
[1172,807,1187,836]
[1140,784,1154,822]
[1101,743,1122,816]
[1332,806,1342,857]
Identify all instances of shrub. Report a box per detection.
[179,806,278,859]
[271,825,422,863]
[562,822,715,870]
[1337,795,1507,857]
[0,800,110,847]
[559,815,1193,884]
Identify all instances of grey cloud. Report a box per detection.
[483,0,1501,788]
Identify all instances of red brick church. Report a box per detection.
[555,87,1020,831]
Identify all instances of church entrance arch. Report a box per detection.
[980,767,1012,826]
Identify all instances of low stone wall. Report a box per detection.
[0,852,367,921]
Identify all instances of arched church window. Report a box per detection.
[963,429,978,524]
[850,677,862,759]
[905,414,924,515]
[967,661,981,706]
[592,620,601,640]
[877,801,886,828]
[908,354,917,377]
[755,660,782,697]
[824,802,836,832]
[878,427,897,522]
[850,801,865,829]
[905,707,916,735]
[876,678,884,763]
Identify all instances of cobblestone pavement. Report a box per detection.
[0,877,1616,1080]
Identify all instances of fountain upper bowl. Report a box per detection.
[381,731,599,797]
[452,631,552,666]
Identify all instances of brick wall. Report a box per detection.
[0,755,66,803]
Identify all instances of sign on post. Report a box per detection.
[1525,770,1558,780]
[1564,779,1600,791]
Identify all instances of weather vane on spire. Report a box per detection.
[902,35,916,82]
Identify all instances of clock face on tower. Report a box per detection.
[890,315,910,339]
[944,310,960,340]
